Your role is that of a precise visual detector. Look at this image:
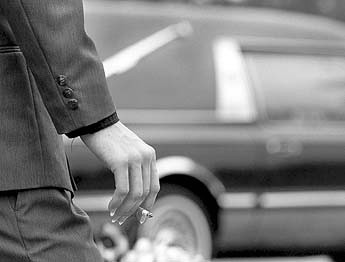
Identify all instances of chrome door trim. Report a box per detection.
[218,190,345,209]
[73,190,345,212]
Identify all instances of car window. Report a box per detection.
[109,36,215,111]
[107,36,257,124]
[245,53,345,122]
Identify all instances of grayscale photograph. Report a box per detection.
[0,0,345,261]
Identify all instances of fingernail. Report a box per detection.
[111,215,121,223]
[118,216,129,226]
[110,209,116,217]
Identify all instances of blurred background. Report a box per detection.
[65,0,345,261]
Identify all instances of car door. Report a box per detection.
[244,38,345,249]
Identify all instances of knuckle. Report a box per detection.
[117,187,129,198]
[130,190,143,201]
[115,156,129,167]
[149,146,156,158]
[128,152,142,164]
[138,145,155,162]
[145,146,156,159]
[152,184,161,194]
[143,188,150,198]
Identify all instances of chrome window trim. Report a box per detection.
[218,190,345,209]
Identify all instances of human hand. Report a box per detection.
[80,121,160,224]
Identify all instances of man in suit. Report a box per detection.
[0,0,160,261]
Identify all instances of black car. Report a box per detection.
[65,1,345,260]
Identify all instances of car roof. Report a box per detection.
[85,0,345,41]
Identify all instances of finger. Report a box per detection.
[108,164,129,215]
[127,160,151,221]
[112,163,143,223]
[140,159,160,212]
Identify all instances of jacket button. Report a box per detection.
[67,99,79,110]
[56,75,67,86]
[62,88,73,98]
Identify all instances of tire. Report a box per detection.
[137,184,213,259]
[331,253,345,262]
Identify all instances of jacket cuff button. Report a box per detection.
[62,88,73,98]
[56,75,67,86]
[67,99,79,110]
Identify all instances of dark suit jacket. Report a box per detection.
[0,0,116,192]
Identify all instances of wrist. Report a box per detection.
[66,112,119,138]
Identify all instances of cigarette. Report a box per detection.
[136,207,153,224]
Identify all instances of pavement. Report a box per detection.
[213,256,333,262]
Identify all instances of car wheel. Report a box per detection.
[137,184,213,259]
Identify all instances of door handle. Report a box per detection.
[266,137,303,157]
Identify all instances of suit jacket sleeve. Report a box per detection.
[0,0,116,134]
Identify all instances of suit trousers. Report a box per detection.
[0,187,104,262]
